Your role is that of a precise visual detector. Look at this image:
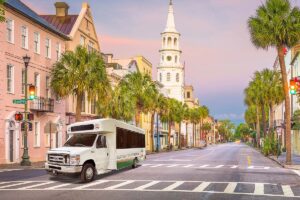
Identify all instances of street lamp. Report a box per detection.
[20,55,31,166]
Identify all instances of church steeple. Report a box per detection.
[164,0,177,33]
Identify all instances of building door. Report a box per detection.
[9,130,14,162]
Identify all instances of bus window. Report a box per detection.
[96,135,107,148]
[117,127,145,149]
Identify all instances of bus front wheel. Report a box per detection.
[81,163,96,183]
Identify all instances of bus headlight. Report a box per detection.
[70,155,80,165]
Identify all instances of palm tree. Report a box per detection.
[106,85,136,121]
[173,101,185,149]
[199,106,209,142]
[119,72,157,127]
[261,69,284,131]
[245,80,263,147]
[155,95,168,151]
[245,105,258,131]
[248,0,300,164]
[190,108,201,147]
[50,46,109,122]
[183,105,191,147]
[202,122,212,144]
[0,0,5,23]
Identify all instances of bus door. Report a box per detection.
[95,135,109,171]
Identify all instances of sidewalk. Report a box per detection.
[269,153,300,170]
[0,161,45,169]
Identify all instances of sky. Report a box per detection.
[22,0,290,124]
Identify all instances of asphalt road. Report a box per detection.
[1,143,300,200]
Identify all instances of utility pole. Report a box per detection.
[21,55,31,166]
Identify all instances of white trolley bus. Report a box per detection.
[45,119,146,182]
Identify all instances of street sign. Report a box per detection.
[13,99,26,104]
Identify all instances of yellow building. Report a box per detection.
[42,2,101,124]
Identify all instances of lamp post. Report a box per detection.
[20,55,31,166]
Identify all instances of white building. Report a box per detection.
[157,0,185,102]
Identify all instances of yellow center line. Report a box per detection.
[247,156,252,166]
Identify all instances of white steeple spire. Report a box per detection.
[164,0,177,33]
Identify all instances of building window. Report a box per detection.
[34,32,40,54]
[167,37,172,47]
[46,76,50,98]
[176,73,179,82]
[56,42,61,61]
[45,38,51,58]
[80,35,85,46]
[174,38,177,47]
[167,56,172,61]
[167,72,170,81]
[22,69,25,94]
[159,73,162,82]
[34,121,40,147]
[91,97,96,114]
[81,94,85,113]
[7,65,14,93]
[21,26,28,49]
[175,56,178,63]
[187,91,191,98]
[6,19,14,43]
[162,56,164,62]
[34,73,40,96]
[163,37,166,46]
[88,41,94,53]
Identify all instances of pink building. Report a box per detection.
[0,0,69,164]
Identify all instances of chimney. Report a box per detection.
[54,2,69,17]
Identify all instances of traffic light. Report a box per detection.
[290,80,297,95]
[28,85,36,100]
[15,113,23,121]
[27,113,34,121]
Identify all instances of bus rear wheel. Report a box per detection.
[132,158,138,168]
[81,163,96,183]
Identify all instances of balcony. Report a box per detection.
[30,97,54,112]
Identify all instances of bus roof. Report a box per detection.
[67,118,145,134]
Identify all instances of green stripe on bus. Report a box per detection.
[117,160,134,169]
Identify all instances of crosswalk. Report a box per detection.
[141,163,273,170]
[0,179,298,198]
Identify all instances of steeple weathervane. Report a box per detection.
[170,0,173,5]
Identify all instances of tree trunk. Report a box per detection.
[178,122,181,149]
[277,46,292,165]
[135,109,141,127]
[256,106,260,148]
[168,121,171,148]
[186,122,188,147]
[269,102,275,134]
[75,93,83,122]
[150,112,155,152]
[261,103,266,138]
[193,123,195,147]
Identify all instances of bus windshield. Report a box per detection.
[64,134,97,147]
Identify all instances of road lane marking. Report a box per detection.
[230,165,238,168]
[18,182,54,189]
[282,185,294,197]
[74,180,109,190]
[0,169,23,173]
[247,156,251,165]
[0,181,32,189]
[193,182,210,192]
[162,181,184,191]
[224,182,237,193]
[46,183,72,190]
[135,181,160,190]
[183,164,193,168]
[199,165,209,168]
[292,170,300,177]
[104,181,134,190]
[150,164,164,168]
[254,183,264,195]
[166,164,179,168]
[215,165,224,168]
